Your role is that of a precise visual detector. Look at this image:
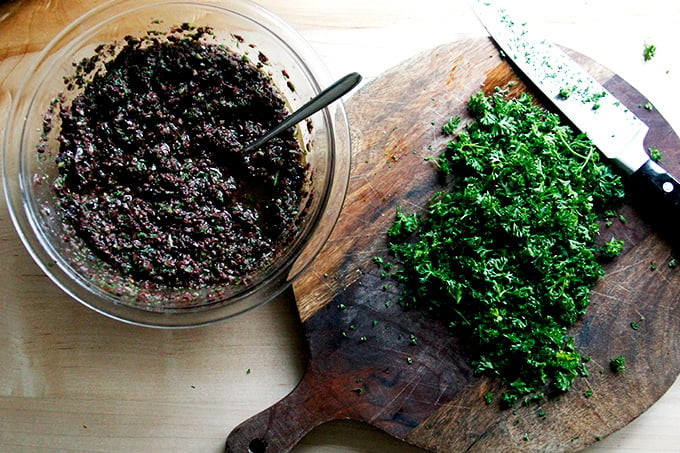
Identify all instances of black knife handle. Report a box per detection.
[629,159,680,231]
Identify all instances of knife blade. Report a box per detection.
[470,0,680,219]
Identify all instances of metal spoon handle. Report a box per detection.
[243,72,362,153]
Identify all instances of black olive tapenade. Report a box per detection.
[48,25,306,288]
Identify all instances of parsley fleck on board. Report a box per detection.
[387,89,626,407]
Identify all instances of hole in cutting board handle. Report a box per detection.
[248,438,268,453]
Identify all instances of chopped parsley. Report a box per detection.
[558,86,573,99]
[601,238,624,259]
[610,355,626,373]
[442,115,462,134]
[388,90,625,406]
[643,43,656,61]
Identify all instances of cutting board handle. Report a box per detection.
[225,368,339,453]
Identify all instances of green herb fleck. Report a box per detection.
[389,206,420,238]
[558,86,573,99]
[483,392,494,404]
[584,389,593,397]
[669,258,678,268]
[442,115,461,135]
[649,146,662,162]
[630,321,639,330]
[610,355,626,373]
[601,238,624,259]
[643,43,657,61]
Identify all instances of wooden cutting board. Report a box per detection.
[226,38,680,452]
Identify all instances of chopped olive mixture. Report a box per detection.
[46,25,306,288]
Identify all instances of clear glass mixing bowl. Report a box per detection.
[3,0,351,327]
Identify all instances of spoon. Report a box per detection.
[242,72,362,153]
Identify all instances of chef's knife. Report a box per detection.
[470,0,680,218]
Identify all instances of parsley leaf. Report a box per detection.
[643,43,656,61]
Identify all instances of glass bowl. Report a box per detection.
[3,0,351,327]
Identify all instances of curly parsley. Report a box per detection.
[601,238,625,259]
[610,355,626,373]
[388,90,625,406]
[643,43,656,61]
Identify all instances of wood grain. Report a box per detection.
[1,1,680,452]
[227,38,680,452]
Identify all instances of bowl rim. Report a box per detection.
[3,0,352,328]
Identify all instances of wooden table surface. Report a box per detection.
[1,1,679,451]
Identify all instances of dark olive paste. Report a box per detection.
[47,25,306,288]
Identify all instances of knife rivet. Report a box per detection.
[662,181,674,193]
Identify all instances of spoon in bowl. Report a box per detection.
[242,72,362,153]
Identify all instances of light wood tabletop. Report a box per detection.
[1,0,679,451]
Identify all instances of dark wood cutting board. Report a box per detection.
[226,38,680,452]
